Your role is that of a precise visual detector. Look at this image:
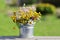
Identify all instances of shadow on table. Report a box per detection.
[0,35,22,39]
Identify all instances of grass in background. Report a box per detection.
[0,0,60,36]
[34,15,60,36]
[0,0,19,36]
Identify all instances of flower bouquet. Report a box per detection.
[11,7,41,38]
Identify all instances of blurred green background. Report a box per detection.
[0,0,19,36]
[0,0,60,36]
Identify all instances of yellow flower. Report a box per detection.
[11,16,16,22]
[22,15,26,18]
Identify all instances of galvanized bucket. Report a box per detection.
[20,24,34,38]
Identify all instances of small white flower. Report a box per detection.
[37,18,40,20]
[28,20,34,25]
